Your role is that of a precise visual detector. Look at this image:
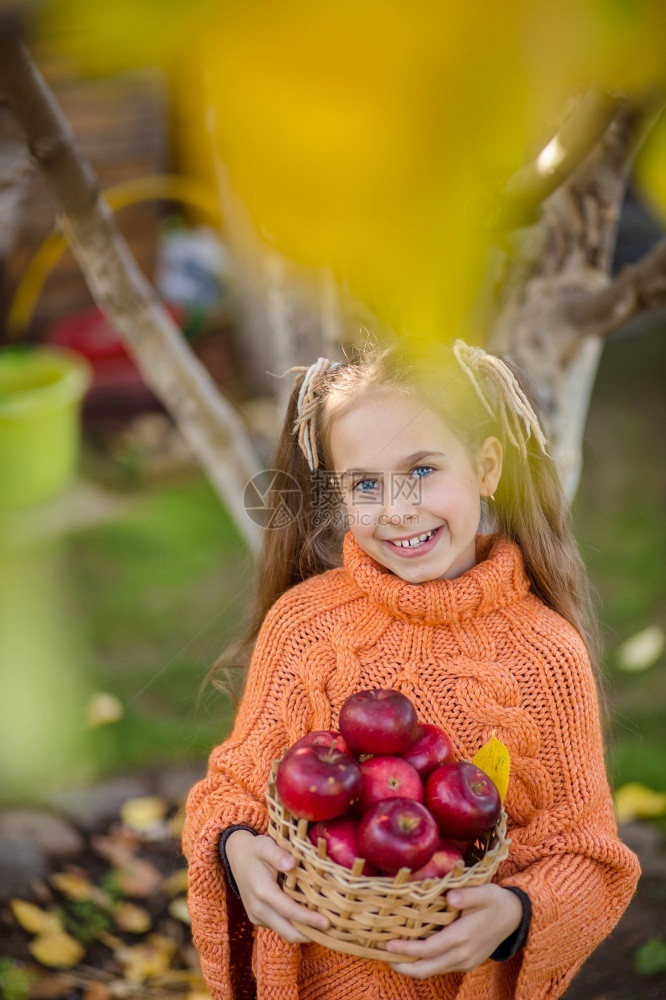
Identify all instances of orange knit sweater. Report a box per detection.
[183,532,640,1000]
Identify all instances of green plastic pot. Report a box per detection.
[0,346,91,508]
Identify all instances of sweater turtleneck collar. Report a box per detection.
[341,530,531,626]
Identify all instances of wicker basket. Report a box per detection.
[266,760,510,963]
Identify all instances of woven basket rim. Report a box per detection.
[266,758,510,894]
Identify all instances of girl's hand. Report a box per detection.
[225,830,330,945]
[385,884,523,978]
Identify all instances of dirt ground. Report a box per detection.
[1,779,664,1000]
[564,872,666,999]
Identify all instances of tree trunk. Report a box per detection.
[487,98,664,498]
[0,31,263,552]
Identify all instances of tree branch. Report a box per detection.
[562,236,666,337]
[0,29,263,552]
[503,88,626,225]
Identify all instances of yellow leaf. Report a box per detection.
[10,899,62,936]
[160,867,188,897]
[113,902,152,934]
[29,931,86,968]
[116,934,177,983]
[86,692,124,728]
[168,896,191,925]
[120,795,167,833]
[472,733,511,805]
[616,626,665,673]
[614,783,666,823]
[48,872,111,909]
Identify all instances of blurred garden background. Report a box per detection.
[1,1,666,998]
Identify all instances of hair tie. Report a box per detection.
[453,339,548,460]
[287,357,342,470]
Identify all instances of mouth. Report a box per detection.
[382,525,442,555]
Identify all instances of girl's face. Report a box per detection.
[327,390,502,584]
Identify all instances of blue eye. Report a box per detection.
[412,465,435,478]
[352,477,380,493]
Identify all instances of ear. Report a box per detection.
[476,436,503,497]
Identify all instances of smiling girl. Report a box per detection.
[183,338,640,1000]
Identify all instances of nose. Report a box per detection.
[379,474,421,526]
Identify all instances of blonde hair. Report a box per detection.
[206,337,603,711]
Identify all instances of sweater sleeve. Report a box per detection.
[462,625,641,1000]
[181,595,307,1000]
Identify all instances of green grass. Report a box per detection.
[575,321,666,793]
[64,474,248,776]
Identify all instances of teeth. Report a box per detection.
[390,528,436,548]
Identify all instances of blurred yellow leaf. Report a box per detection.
[160,867,188,897]
[86,692,124,729]
[472,733,511,805]
[29,931,86,969]
[35,0,666,341]
[120,795,167,833]
[168,896,191,925]
[614,782,666,823]
[10,899,62,935]
[113,902,152,934]
[616,626,665,673]
[48,872,111,909]
[115,934,177,983]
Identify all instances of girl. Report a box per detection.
[183,338,640,1000]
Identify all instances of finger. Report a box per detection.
[256,836,296,873]
[259,882,330,931]
[386,926,460,960]
[388,949,470,979]
[261,910,313,945]
[446,885,492,910]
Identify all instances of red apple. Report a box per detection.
[358,756,424,813]
[400,723,455,777]
[358,798,439,875]
[308,816,377,875]
[338,689,419,755]
[276,745,362,821]
[425,761,501,841]
[407,839,464,881]
[288,730,350,756]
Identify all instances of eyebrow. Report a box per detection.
[341,451,445,476]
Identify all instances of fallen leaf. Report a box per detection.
[82,983,113,1000]
[472,733,511,805]
[113,903,152,935]
[616,626,665,672]
[615,783,666,823]
[91,830,140,865]
[160,868,188,897]
[10,899,62,936]
[114,858,163,898]
[29,931,86,969]
[120,796,167,834]
[115,934,177,983]
[48,873,112,909]
[96,930,125,952]
[91,835,162,897]
[30,972,74,999]
[168,896,190,925]
[86,692,124,728]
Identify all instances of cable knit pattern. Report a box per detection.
[182,532,640,1000]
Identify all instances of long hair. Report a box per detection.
[206,337,603,710]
